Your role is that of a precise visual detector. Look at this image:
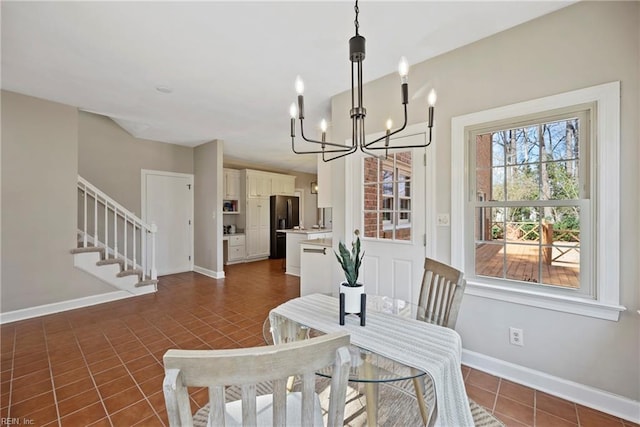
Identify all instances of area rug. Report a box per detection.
[193,378,505,426]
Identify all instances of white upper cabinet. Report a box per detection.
[223,168,241,200]
[246,170,272,198]
[272,174,296,196]
[245,170,295,198]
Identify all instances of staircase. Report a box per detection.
[71,176,158,295]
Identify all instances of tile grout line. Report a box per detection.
[5,327,17,421]
[115,317,174,425]
[72,327,114,427]
[43,321,63,427]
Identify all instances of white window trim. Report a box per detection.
[451,81,625,321]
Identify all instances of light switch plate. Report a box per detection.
[437,214,450,226]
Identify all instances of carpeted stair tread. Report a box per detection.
[117,268,142,278]
[135,279,158,287]
[70,246,105,255]
[96,258,123,266]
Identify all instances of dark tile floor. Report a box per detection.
[1,260,636,426]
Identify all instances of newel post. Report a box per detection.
[150,222,158,280]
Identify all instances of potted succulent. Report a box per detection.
[335,229,365,314]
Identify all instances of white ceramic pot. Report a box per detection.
[340,282,364,314]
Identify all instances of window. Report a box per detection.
[451,82,624,321]
[363,152,412,241]
[471,111,590,296]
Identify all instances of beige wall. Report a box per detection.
[330,1,639,400]
[194,140,224,273]
[78,112,194,216]
[292,171,320,228]
[1,91,114,312]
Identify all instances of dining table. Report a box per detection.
[267,293,474,427]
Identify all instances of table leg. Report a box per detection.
[412,375,429,426]
[362,356,378,426]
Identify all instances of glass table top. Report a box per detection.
[264,295,427,383]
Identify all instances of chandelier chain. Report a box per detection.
[354,0,360,35]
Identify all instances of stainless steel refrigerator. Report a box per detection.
[269,195,300,259]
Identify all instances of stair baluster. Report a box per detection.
[83,187,88,247]
[113,206,118,262]
[93,191,98,246]
[74,176,158,292]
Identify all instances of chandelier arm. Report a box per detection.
[322,146,358,162]
[364,129,433,151]
[299,120,353,149]
[292,138,356,155]
[362,104,409,148]
[359,144,390,160]
[365,139,432,151]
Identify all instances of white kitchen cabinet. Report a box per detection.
[223,168,241,200]
[227,234,245,263]
[272,174,296,196]
[246,171,272,198]
[300,240,333,295]
[245,169,295,198]
[285,231,333,276]
[285,233,307,276]
[245,198,270,259]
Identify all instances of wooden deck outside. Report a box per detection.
[475,242,579,288]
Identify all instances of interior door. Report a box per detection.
[143,170,193,276]
[346,130,433,303]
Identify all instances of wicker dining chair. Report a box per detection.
[163,332,351,427]
[414,257,467,425]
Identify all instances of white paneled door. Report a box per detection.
[142,170,193,276]
[346,127,435,303]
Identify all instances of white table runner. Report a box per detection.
[270,293,474,427]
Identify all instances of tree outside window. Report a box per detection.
[473,113,586,289]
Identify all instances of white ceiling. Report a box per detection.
[1,1,574,173]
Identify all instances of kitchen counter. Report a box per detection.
[300,238,332,247]
[283,230,332,276]
[277,228,332,235]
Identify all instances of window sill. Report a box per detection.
[465,280,626,321]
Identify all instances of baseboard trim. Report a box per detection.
[0,291,133,324]
[193,266,225,279]
[462,349,640,423]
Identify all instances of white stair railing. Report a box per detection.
[77,175,157,281]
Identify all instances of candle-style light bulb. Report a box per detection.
[427,89,436,130]
[295,75,305,95]
[398,57,409,84]
[427,89,437,107]
[320,119,327,142]
[384,118,392,149]
[289,103,297,138]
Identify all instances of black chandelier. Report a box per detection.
[289,0,437,162]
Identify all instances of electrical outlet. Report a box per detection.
[437,213,450,226]
[509,327,524,346]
